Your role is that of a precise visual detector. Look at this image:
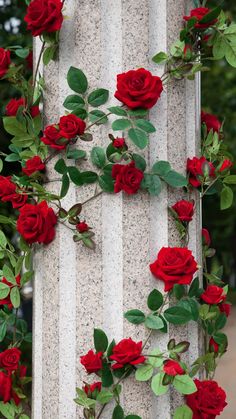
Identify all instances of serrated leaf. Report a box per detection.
[151,372,168,396]
[60,173,70,198]
[2,265,16,285]
[152,161,171,176]
[91,147,106,168]
[128,128,148,149]
[10,286,21,308]
[112,119,131,131]
[220,186,233,210]
[67,67,88,94]
[173,375,197,395]
[173,405,193,419]
[135,364,154,381]
[145,314,164,330]
[163,170,187,187]
[147,289,163,311]
[152,51,168,64]
[148,349,163,368]
[124,309,145,324]
[94,328,108,352]
[135,119,156,133]
[63,94,85,110]
[164,306,192,324]
[88,89,109,107]
[108,106,127,116]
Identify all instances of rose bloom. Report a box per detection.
[0,176,28,209]
[113,137,126,149]
[0,371,12,403]
[5,98,40,118]
[186,379,227,419]
[22,156,45,176]
[0,348,21,373]
[172,200,194,223]
[201,285,226,305]
[163,360,185,376]
[183,8,217,29]
[83,382,102,397]
[24,0,63,37]
[59,114,86,139]
[41,124,66,150]
[150,247,198,292]
[202,228,211,247]
[109,338,145,370]
[219,159,233,173]
[201,111,221,133]
[209,337,219,354]
[219,303,231,317]
[80,350,103,374]
[112,161,144,194]
[0,48,10,78]
[17,200,57,245]
[0,275,21,309]
[115,68,163,109]
[76,222,89,233]
[187,156,215,188]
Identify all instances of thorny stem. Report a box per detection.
[32,41,46,104]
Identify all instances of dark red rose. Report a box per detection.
[83,382,102,397]
[201,111,221,133]
[30,105,40,118]
[219,303,231,317]
[0,348,21,373]
[59,114,86,139]
[183,8,217,29]
[0,371,12,403]
[209,337,219,354]
[113,137,126,149]
[26,51,33,70]
[17,201,57,245]
[0,176,14,197]
[172,200,194,223]
[41,124,66,150]
[150,247,198,292]
[0,48,10,78]
[109,338,145,370]
[0,176,28,209]
[0,275,21,309]
[5,98,40,118]
[201,285,226,305]
[202,228,211,247]
[219,159,233,173]
[22,156,45,176]
[24,0,63,37]
[112,161,144,194]
[80,350,103,374]
[186,379,227,419]
[187,156,215,188]
[76,222,89,233]
[163,360,185,376]
[115,68,163,109]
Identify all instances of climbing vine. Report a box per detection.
[0,0,235,418]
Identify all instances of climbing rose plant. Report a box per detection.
[0,0,235,418]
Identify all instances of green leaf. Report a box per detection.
[128,128,148,149]
[97,390,114,404]
[108,106,127,116]
[199,6,221,24]
[225,41,236,67]
[147,289,163,311]
[80,171,98,184]
[132,154,146,171]
[163,170,187,187]
[148,349,163,368]
[112,405,125,419]
[173,284,185,300]
[10,286,21,308]
[94,328,108,352]
[0,231,7,248]
[152,161,171,176]
[152,51,168,64]
[223,175,236,184]
[125,416,142,419]
[127,109,148,117]
[101,362,114,387]
[164,306,192,324]
[178,298,199,321]
[151,373,168,396]
[63,94,85,110]
[188,277,199,298]
[135,119,156,133]
[60,173,70,198]
[215,313,227,331]
[67,67,88,94]
[54,158,67,174]
[0,159,3,173]
[98,174,114,192]
[21,271,34,286]
[43,45,57,65]
[173,405,193,419]
[66,148,86,160]
[220,186,233,210]
[5,153,19,162]
[173,375,197,395]
[89,110,108,125]
[124,309,145,325]
[0,322,7,342]
[71,107,88,120]
[141,174,162,196]
[67,167,82,186]
[0,283,10,299]
[112,119,131,131]
[88,89,109,107]
[0,401,16,418]
[135,364,154,382]
[145,314,164,330]
[15,48,30,58]
[3,117,27,136]
[91,147,106,168]
[3,265,16,285]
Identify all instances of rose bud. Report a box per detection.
[202,228,211,247]
[171,200,194,223]
[163,360,185,376]
[113,137,126,149]
[187,156,215,188]
[76,222,89,233]
[200,285,226,305]
[219,303,231,317]
[219,159,233,173]
[201,111,221,133]
[0,48,11,78]
[209,337,219,354]
[83,382,102,398]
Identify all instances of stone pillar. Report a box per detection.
[33,1,201,418]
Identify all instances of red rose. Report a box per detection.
[115,68,163,109]
[209,337,219,354]
[187,156,215,188]
[201,111,221,133]
[5,98,40,118]
[150,247,198,292]
[201,285,226,305]
[183,8,217,29]
[202,228,211,247]
[0,348,21,373]
[0,176,28,209]
[80,350,103,374]
[172,200,194,223]
[83,382,102,397]
[113,137,126,149]
[76,222,89,233]
[26,51,33,70]
[17,201,57,245]
[109,338,145,370]
[0,275,21,309]
[41,124,66,150]
[22,156,45,176]
[24,0,63,37]
[219,303,231,317]
[0,371,12,403]
[186,379,227,419]
[0,48,10,78]
[163,360,185,376]
[59,114,86,139]
[219,159,233,173]
[112,161,144,194]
